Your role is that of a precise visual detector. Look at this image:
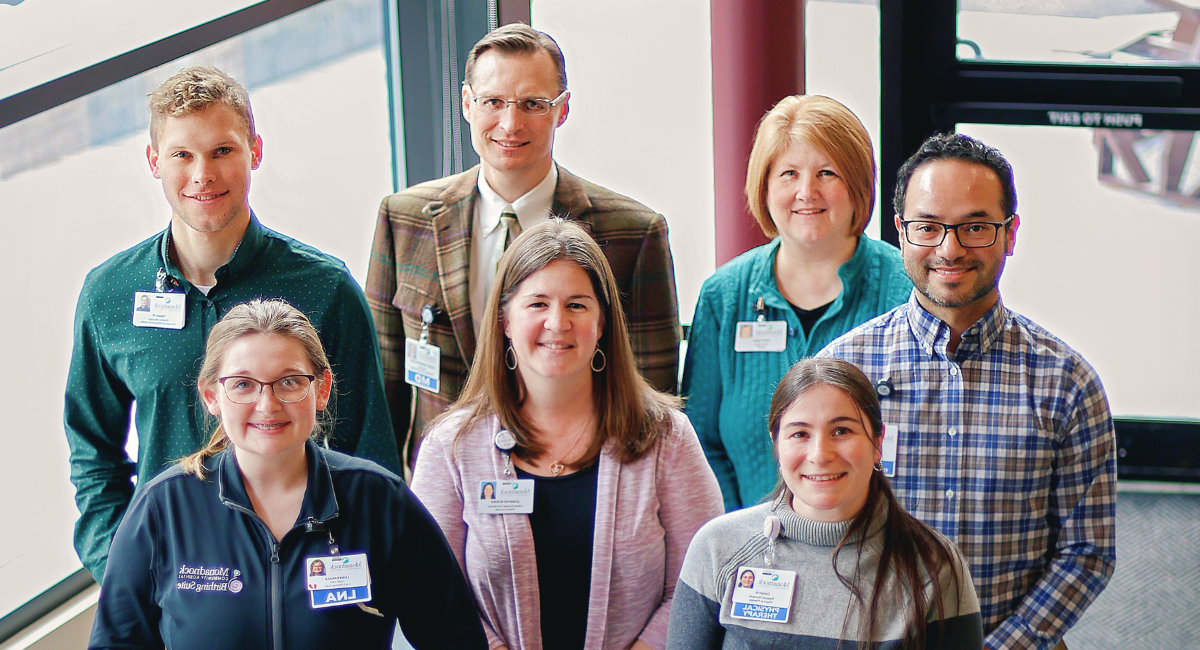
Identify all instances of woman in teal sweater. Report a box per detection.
[682,95,911,510]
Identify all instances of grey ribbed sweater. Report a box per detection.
[666,499,983,649]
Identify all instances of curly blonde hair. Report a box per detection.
[149,65,255,147]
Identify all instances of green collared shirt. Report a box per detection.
[65,214,401,582]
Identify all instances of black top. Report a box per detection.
[516,461,600,650]
[90,442,487,650]
[789,299,833,337]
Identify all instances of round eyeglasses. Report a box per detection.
[900,217,1015,248]
[217,374,316,404]
[466,88,569,116]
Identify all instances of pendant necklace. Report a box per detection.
[548,422,591,476]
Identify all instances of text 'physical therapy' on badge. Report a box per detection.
[733,321,787,352]
[132,291,185,330]
[404,337,440,393]
[306,553,372,609]
[478,479,534,515]
[730,566,797,623]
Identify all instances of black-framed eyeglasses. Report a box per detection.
[899,217,1015,248]
[217,374,317,404]
[465,88,569,116]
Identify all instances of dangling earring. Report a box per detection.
[874,460,883,472]
[591,348,606,372]
[505,345,518,370]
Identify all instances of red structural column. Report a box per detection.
[710,0,805,266]
[499,0,531,26]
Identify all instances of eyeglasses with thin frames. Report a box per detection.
[465,88,569,116]
[217,374,317,404]
[899,216,1015,248]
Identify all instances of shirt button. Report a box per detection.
[950,365,959,376]
[945,489,955,499]
[948,427,957,437]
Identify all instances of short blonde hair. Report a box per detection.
[149,66,255,147]
[744,95,875,238]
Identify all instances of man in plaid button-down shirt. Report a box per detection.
[821,133,1116,650]
[366,25,681,470]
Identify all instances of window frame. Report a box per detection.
[880,0,1200,484]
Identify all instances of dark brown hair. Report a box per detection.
[464,23,567,93]
[180,299,333,478]
[441,218,677,465]
[767,358,962,650]
[894,131,1016,219]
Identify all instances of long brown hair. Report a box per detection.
[441,218,678,464]
[767,358,961,650]
[180,299,334,478]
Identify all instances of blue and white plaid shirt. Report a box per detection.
[820,292,1116,650]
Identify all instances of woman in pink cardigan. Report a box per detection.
[412,219,725,650]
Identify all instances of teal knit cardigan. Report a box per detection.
[681,236,912,510]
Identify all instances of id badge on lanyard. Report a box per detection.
[306,553,373,609]
[405,304,441,393]
[730,516,797,623]
[482,430,534,514]
[132,269,185,329]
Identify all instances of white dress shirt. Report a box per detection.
[470,166,557,335]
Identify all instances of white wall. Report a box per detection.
[532,0,716,323]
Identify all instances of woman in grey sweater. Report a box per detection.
[667,358,983,649]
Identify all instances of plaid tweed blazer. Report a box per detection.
[366,164,682,468]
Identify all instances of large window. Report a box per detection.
[882,0,1200,457]
[0,0,392,624]
[957,0,1200,66]
[884,0,1200,645]
[0,1,267,101]
[959,121,1200,420]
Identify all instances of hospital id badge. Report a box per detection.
[132,291,185,330]
[880,422,898,477]
[404,337,440,393]
[478,479,534,514]
[733,321,787,352]
[306,553,372,609]
[730,566,797,623]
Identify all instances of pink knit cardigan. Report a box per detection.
[411,409,724,650]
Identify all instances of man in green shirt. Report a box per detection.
[65,66,401,583]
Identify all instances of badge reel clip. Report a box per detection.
[305,519,340,557]
[419,304,438,344]
[875,377,894,398]
[762,515,782,567]
[494,429,517,476]
[754,297,767,323]
[155,267,182,293]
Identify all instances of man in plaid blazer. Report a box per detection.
[366,24,681,468]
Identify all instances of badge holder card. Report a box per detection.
[730,516,797,624]
[305,528,373,610]
[405,304,441,393]
[481,430,535,515]
[733,320,787,353]
[880,423,898,477]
